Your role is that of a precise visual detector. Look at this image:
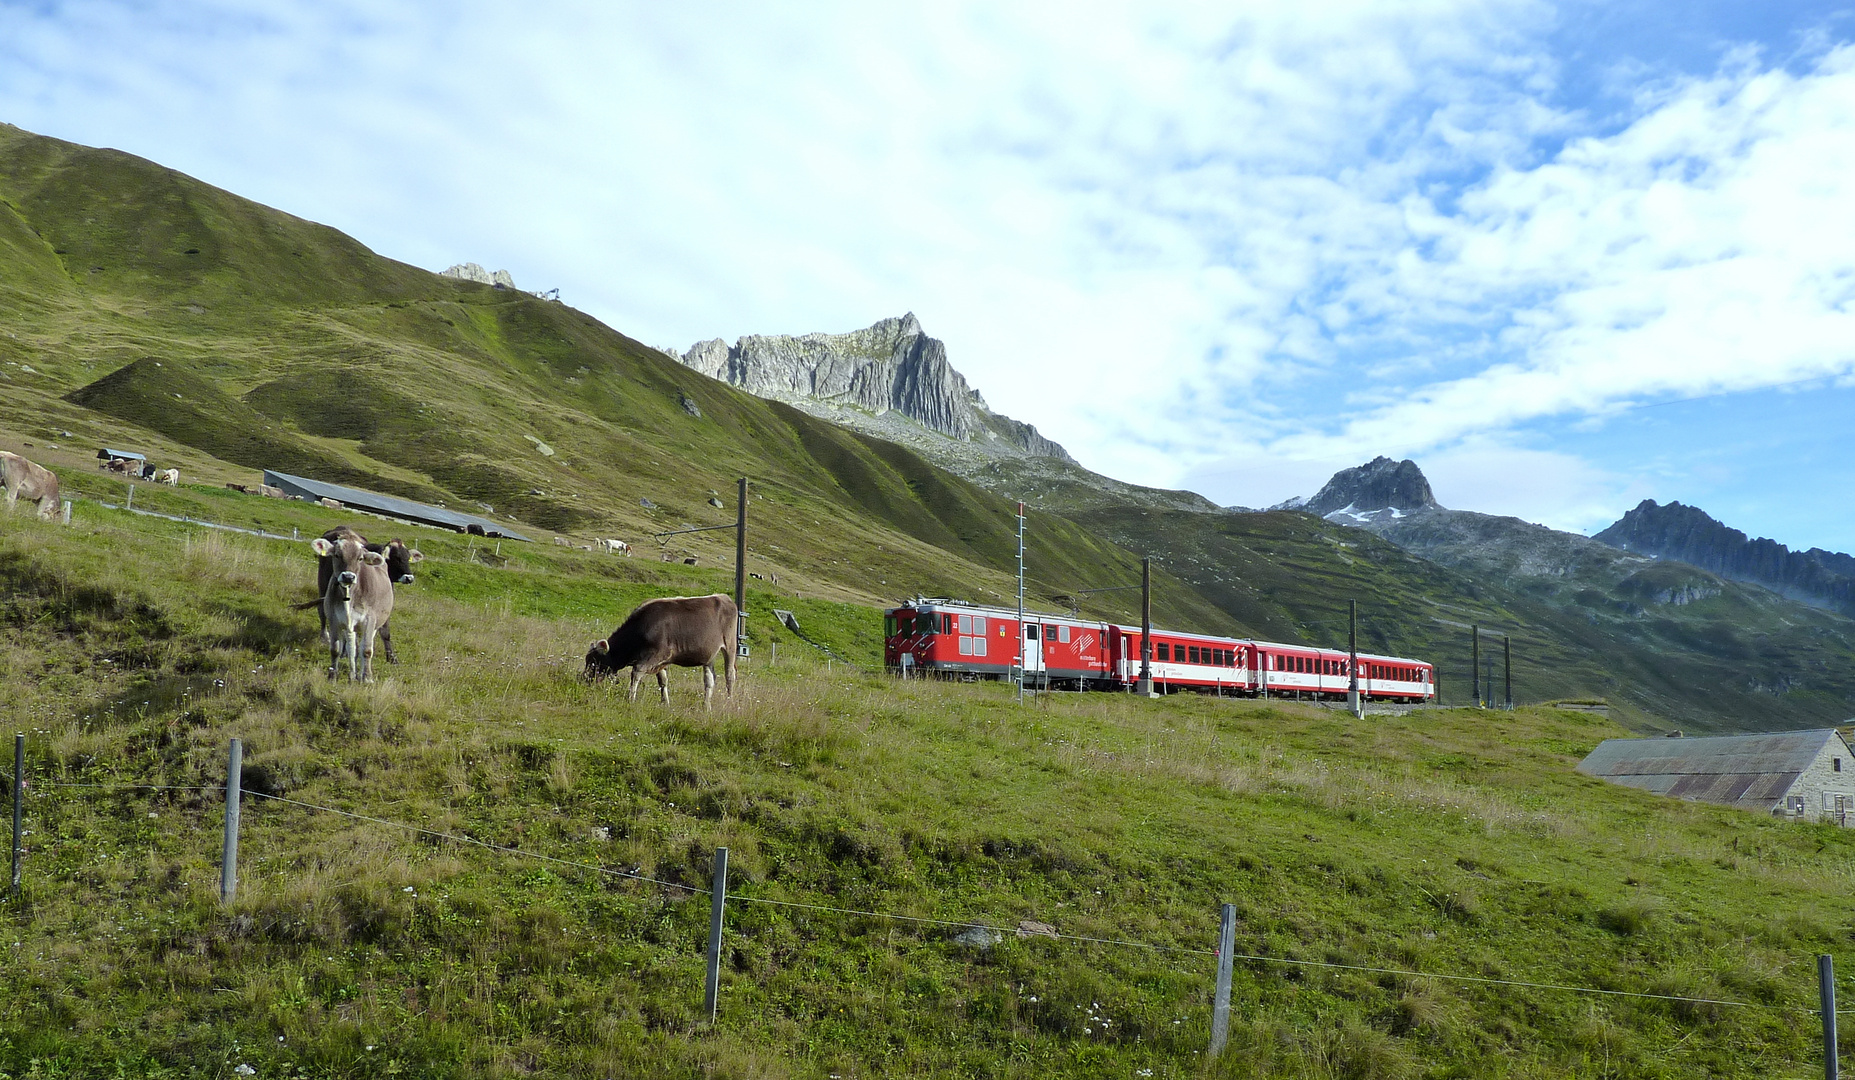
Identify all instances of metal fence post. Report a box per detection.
[60,500,72,525]
[10,733,22,899]
[220,739,242,904]
[704,846,729,1023]
[1210,902,1235,1056]
[1823,954,1840,1080]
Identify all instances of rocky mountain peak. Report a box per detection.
[441,262,516,289]
[668,315,1073,463]
[1300,456,1442,518]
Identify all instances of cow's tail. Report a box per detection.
[290,598,321,611]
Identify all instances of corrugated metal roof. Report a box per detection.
[263,470,530,541]
[98,448,146,461]
[1577,729,1845,812]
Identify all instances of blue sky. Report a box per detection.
[3,1,1854,552]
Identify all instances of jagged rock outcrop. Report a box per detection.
[669,314,1073,463]
[441,262,517,289]
[1594,500,1855,615]
[1275,457,1442,522]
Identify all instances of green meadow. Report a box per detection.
[0,500,1849,1078]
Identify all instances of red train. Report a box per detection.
[883,598,1434,702]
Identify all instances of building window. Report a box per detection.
[1837,758,1843,773]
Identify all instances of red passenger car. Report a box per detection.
[884,598,1434,703]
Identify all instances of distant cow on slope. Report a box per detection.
[584,593,739,708]
[155,468,179,485]
[311,533,396,682]
[300,526,422,662]
[1,452,61,521]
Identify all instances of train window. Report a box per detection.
[885,616,897,636]
[942,614,953,634]
[959,637,971,656]
[1157,643,1170,662]
[974,634,987,657]
[1188,646,1199,663]
[958,614,972,634]
[1026,624,1038,640]
[1228,651,1237,668]
[974,616,987,635]
[1059,624,1071,644]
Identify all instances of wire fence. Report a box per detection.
[11,744,1853,1067]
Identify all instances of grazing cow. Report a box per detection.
[156,468,179,485]
[302,526,422,662]
[104,456,132,474]
[584,594,739,708]
[554,536,572,547]
[598,538,630,556]
[1,452,61,521]
[310,534,395,682]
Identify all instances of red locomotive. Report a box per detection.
[884,598,1433,702]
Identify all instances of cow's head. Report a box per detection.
[384,539,424,585]
[583,638,617,680]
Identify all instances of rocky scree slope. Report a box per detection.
[1595,499,1855,617]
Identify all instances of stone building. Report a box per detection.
[1577,729,1855,824]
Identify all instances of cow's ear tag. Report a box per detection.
[310,538,334,555]
[591,639,610,655]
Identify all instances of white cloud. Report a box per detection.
[4,1,1855,539]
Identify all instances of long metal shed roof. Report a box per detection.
[263,470,530,541]
[1576,729,1845,811]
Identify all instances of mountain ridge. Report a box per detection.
[1594,499,1855,616]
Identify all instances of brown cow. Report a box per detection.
[300,526,421,662]
[584,594,739,708]
[310,534,395,682]
[1,452,61,521]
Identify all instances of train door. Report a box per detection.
[1021,621,1045,678]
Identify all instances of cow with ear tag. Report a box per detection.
[300,526,423,661]
[310,534,396,683]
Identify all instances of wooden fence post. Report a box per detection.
[220,739,242,905]
[1210,902,1235,1055]
[1823,954,1840,1080]
[10,733,22,899]
[705,846,729,1023]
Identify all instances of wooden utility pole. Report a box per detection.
[1503,635,1513,710]
[733,478,748,657]
[1471,625,1481,708]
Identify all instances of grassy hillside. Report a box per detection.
[2,501,1853,1077]
[1076,506,1855,733]
[5,117,1855,737]
[0,122,1225,634]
